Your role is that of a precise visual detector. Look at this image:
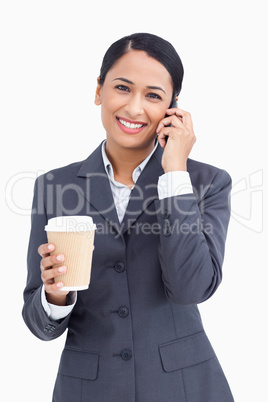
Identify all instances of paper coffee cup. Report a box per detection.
[45,216,96,291]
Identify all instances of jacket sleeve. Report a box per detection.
[22,175,71,341]
[155,168,232,305]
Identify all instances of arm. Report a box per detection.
[41,285,77,321]
[22,175,72,340]
[155,168,231,305]
[156,107,231,305]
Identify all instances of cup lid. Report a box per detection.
[45,216,96,232]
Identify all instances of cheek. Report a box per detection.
[148,108,167,126]
[101,92,122,117]
[101,98,115,123]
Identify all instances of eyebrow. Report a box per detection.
[113,77,166,94]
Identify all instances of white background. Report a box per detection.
[1,1,267,401]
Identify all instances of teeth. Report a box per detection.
[119,119,144,129]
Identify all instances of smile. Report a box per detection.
[116,117,147,134]
[118,119,144,129]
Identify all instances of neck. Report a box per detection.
[105,138,156,178]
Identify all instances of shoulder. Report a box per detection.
[35,160,85,187]
[187,158,232,195]
[36,142,104,185]
[48,160,84,180]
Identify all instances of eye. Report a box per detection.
[147,92,162,100]
[115,85,130,92]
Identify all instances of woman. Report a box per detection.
[23,33,234,401]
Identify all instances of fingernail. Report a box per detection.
[48,244,54,251]
[58,266,66,273]
[56,254,64,262]
[56,282,63,288]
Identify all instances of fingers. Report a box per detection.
[156,108,194,146]
[40,251,64,272]
[38,243,55,258]
[173,109,193,129]
[157,126,173,148]
[38,241,95,296]
[157,107,196,172]
[42,264,66,293]
[39,242,66,291]
[165,107,191,120]
[156,116,179,134]
[40,255,66,276]
[44,281,67,294]
[156,109,189,134]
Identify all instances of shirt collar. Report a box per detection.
[101,139,159,185]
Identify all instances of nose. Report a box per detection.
[124,94,144,118]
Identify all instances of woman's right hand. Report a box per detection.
[38,243,69,306]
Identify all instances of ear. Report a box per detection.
[95,77,102,105]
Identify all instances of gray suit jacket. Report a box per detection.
[22,141,234,401]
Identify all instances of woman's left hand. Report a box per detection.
[156,107,196,173]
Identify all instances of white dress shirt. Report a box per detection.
[41,140,193,320]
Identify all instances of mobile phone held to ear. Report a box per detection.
[169,98,178,110]
[165,98,178,142]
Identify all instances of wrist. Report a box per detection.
[46,292,68,306]
[164,164,187,173]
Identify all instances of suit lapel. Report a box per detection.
[77,141,164,236]
[77,142,121,232]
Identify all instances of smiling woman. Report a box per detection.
[95,50,174,164]
[22,33,234,402]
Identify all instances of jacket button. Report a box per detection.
[163,223,171,236]
[44,324,56,333]
[161,209,170,219]
[163,219,171,236]
[118,306,129,318]
[163,227,171,236]
[114,261,125,273]
[121,349,132,361]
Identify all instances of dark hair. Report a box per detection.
[99,33,184,100]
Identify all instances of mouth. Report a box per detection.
[116,116,147,134]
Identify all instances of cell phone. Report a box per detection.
[169,98,178,110]
[165,98,178,142]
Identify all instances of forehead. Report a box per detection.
[105,50,173,91]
